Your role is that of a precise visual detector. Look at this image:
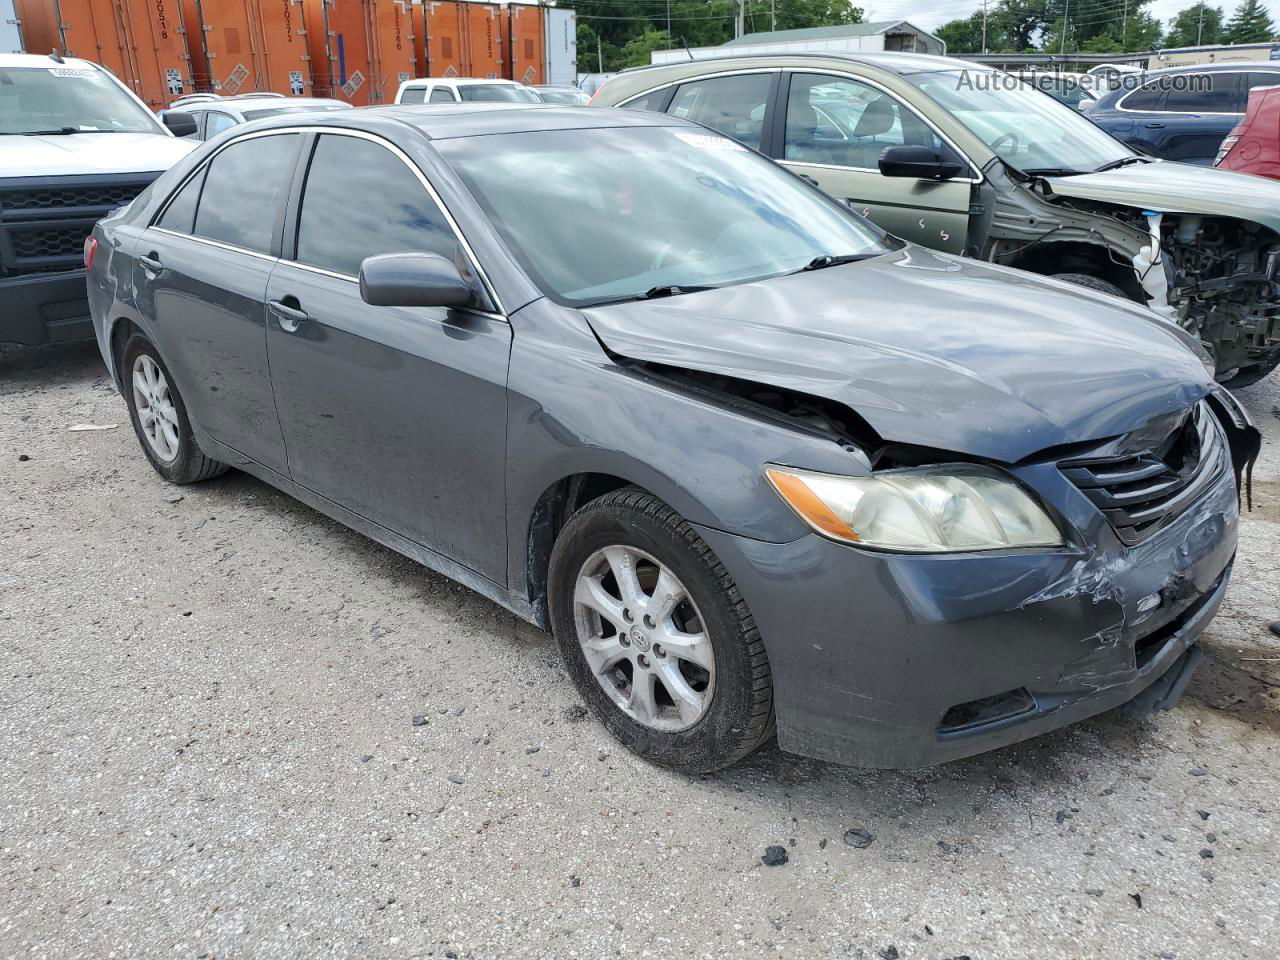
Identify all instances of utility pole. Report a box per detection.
[771,0,776,31]
[1060,0,1069,56]
[1197,3,1205,44]
[666,0,671,49]
[1121,0,1127,48]
[981,0,988,54]
[597,32,603,72]
[736,0,746,38]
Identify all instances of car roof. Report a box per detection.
[248,103,689,140]
[1140,61,1280,75]
[403,77,522,87]
[620,51,991,77]
[0,53,101,70]
[235,97,351,110]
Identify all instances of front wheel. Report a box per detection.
[121,334,228,484]
[1053,272,1128,299]
[548,489,774,773]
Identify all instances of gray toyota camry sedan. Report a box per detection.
[87,104,1258,772]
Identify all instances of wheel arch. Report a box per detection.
[1004,239,1144,301]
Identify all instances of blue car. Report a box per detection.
[1086,62,1280,164]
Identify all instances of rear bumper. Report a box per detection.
[695,458,1239,769]
[1,271,93,346]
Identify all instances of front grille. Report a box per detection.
[10,224,88,259]
[0,174,155,278]
[1060,402,1225,545]
[0,183,147,213]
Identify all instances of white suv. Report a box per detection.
[1,53,195,345]
[394,77,540,105]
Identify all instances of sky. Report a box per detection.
[856,0,1280,35]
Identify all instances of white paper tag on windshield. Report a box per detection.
[50,68,97,79]
[673,131,746,152]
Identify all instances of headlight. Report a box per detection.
[766,465,1064,553]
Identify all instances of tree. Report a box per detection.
[1224,0,1276,43]
[935,0,1047,53]
[1165,3,1225,46]
[936,11,986,53]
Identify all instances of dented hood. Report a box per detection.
[582,247,1212,463]
[1043,160,1280,234]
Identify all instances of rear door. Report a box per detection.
[264,131,512,583]
[1157,72,1245,164]
[778,71,972,254]
[137,132,302,474]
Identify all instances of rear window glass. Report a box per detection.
[193,134,299,253]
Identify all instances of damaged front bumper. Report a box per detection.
[694,422,1242,770]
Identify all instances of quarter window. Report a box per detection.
[666,73,772,149]
[624,88,670,112]
[193,133,300,254]
[785,73,958,171]
[156,167,205,234]
[400,86,427,104]
[294,134,460,278]
[429,86,456,102]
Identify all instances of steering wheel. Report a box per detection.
[990,131,1020,155]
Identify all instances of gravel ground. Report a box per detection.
[2,340,1278,960]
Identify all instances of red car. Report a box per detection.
[1215,83,1280,179]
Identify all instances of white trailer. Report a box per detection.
[544,7,576,87]
[651,21,945,66]
[1,0,23,54]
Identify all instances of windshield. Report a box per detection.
[242,104,351,120]
[908,70,1132,174]
[458,84,541,103]
[535,88,590,105]
[0,65,162,135]
[438,125,892,305]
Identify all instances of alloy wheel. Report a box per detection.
[131,354,180,463]
[572,545,715,731]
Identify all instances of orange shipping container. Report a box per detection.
[506,3,543,86]
[185,0,311,96]
[421,0,502,80]
[306,0,416,105]
[16,0,195,107]
[13,0,61,57]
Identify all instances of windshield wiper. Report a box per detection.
[11,127,83,136]
[1093,155,1148,172]
[639,284,715,299]
[1019,167,1086,178]
[796,253,877,273]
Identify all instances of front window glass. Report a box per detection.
[785,73,959,170]
[908,69,1132,174]
[204,112,237,137]
[194,134,299,253]
[295,134,459,277]
[0,66,162,135]
[400,86,427,104]
[438,125,891,305]
[429,87,456,103]
[457,84,540,103]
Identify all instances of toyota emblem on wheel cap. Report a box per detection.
[629,627,650,651]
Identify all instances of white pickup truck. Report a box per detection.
[1,53,195,345]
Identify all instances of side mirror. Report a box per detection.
[359,252,474,309]
[162,111,199,137]
[878,144,963,181]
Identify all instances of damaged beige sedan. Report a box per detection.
[593,54,1280,385]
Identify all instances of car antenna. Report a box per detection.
[682,38,694,61]
[49,49,65,64]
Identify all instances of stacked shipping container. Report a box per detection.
[12,0,575,106]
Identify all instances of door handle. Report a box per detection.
[798,173,819,186]
[268,298,310,333]
[1143,121,1166,128]
[139,252,162,273]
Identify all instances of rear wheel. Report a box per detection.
[1053,272,1128,299]
[548,488,774,773]
[122,334,228,485]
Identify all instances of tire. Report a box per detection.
[121,333,228,485]
[548,488,774,773]
[1052,272,1128,299]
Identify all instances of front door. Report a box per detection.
[136,132,302,474]
[778,72,972,254]
[264,132,512,584]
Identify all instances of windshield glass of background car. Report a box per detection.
[458,84,540,103]
[437,126,892,304]
[0,66,161,134]
[909,70,1132,173]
